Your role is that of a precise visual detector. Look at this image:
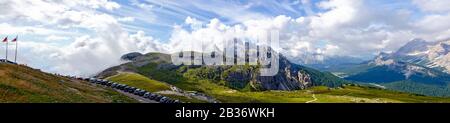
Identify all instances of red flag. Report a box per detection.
[12,36,17,42]
[2,36,7,42]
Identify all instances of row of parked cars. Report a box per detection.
[65,76,181,103]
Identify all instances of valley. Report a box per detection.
[309,39,450,97]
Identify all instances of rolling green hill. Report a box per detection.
[0,63,137,103]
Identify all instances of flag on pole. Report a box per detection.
[3,36,8,61]
[2,36,7,42]
[12,35,17,42]
[12,35,18,63]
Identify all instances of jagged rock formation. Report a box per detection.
[254,55,312,90]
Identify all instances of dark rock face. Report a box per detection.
[254,55,312,90]
[121,52,143,61]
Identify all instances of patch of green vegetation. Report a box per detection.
[382,81,450,97]
[297,65,349,87]
[136,63,186,84]
[108,72,171,92]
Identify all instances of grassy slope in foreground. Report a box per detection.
[180,78,450,103]
[108,72,450,103]
[0,63,138,103]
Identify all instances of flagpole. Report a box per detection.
[14,35,18,63]
[5,37,8,62]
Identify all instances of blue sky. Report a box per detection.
[1,0,450,76]
[108,0,419,41]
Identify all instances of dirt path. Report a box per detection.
[306,94,318,103]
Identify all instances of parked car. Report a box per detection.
[100,80,107,85]
[94,79,101,84]
[89,78,96,83]
[134,89,141,95]
[159,97,168,103]
[118,84,126,90]
[148,93,157,100]
[173,100,181,103]
[130,87,137,93]
[106,81,112,86]
[111,83,118,88]
[138,90,147,96]
[143,92,151,98]
[155,95,163,101]
[124,86,131,92]
[163,98,172,103]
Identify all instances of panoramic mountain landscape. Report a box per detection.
[2,0,450,104]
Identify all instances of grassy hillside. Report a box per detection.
[382,81,450,97]
[175,74,450,103]
[107,72,171,92]
[106,71,450,103]
[0,63,137,103]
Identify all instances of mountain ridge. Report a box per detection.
[97,52,348,91]
[386,38,450,73]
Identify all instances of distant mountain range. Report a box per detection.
[387,38,450,73]
[316,39,450,97]
[346,53,450,85]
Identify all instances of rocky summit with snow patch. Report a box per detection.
[385,38,450,73]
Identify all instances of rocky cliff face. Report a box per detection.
[254,55,312,90]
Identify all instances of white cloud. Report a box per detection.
[165,0,424,64]
[413,0,450,12]
[0,0,165,76]
[46,35,70,41]
[4,0,450,76]
[118,17,136,22]
[0,23,76,36]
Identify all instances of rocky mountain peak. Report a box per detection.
[394,38,429,56]
[121,52,143,61]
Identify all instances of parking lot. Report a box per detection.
[64,75,182,103]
